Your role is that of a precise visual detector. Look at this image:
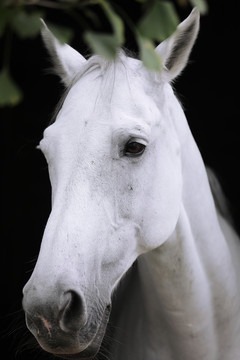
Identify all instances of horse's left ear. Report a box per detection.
[155,8,200,81]
[41,20,86,86]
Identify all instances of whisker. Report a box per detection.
[96,350,111,360]
[25,256,38,265]
[1,307,47,360]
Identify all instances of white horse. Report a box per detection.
[22,9,240,360]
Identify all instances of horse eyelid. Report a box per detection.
[124,142,146,157]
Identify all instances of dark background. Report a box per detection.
[1,1,240,359]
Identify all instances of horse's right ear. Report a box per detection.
[41,20,86,87]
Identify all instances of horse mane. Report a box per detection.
[206,167,234,227]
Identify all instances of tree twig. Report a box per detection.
[24,0,98,10]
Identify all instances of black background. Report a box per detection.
[1,1,240,359]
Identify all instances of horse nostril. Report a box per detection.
[59,290,87,332]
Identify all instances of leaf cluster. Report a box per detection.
[0,0,208,107]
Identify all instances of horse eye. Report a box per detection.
[124,142,146,156]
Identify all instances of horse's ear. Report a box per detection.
[41,20,86,86]
[155,8,200,82]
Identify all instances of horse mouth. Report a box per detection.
[52,305,111,360]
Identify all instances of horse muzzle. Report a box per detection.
[22,284,111,359]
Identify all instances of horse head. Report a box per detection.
[23,9,199,359]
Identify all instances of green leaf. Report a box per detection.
[84,9,101,28]
[100,1,124,45]
[138,36,162,71]
[138,0,179,42]
[84,1,124,60]
[47,23,73,44]
[0,68,23,107]
[10,10,43,38]
[0,8,14,37]
[189,0,208,14]
[84,31,118,59]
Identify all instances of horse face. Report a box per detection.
[23,9,199,359]
[23,61,182,358]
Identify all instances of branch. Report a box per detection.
[24,0,98,10]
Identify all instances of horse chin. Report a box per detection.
[55,347,98,360]
[51,305,111,360]
[52,342,100,360]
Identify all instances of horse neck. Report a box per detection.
[136,85,240,359]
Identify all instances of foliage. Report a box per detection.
[0,67,23,106]
[0,0,208,107]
